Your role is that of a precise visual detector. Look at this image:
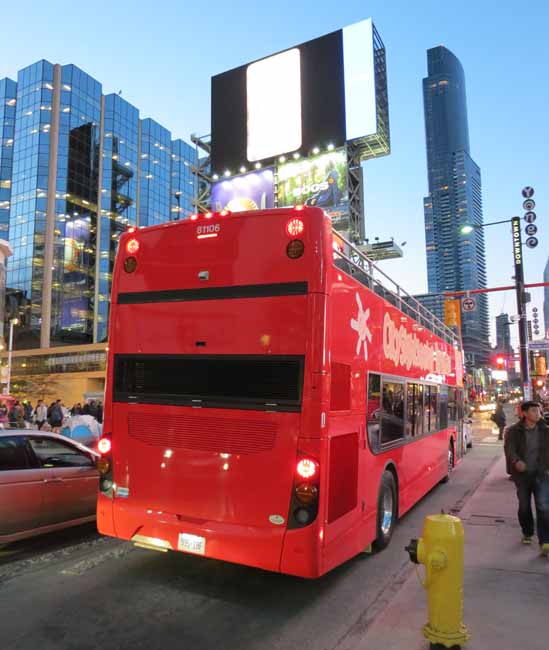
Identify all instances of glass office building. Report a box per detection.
[419,46,490,367]
[0,60,196,402]
[1,60,196,351]
[0,78,17,236]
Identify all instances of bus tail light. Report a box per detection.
[287,240,304,259]
[126,238,139,254]
[289,455,320,529]
[286,217,305,237]
[297,458,317,479]
[98,437,111,455]
[97,434,114,496]
[124,256,137,273]
[295,483,318,505]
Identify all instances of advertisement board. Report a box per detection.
[277,150,349,229]
[210,18,387,174]
[211,169,275,212]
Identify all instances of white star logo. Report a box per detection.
[350,292,372,360]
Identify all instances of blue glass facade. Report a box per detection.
[51,65,102,345]
[2,60,196,349]
[96,94,139,342]
[170,139,196,219]
[0,78,17,235]
[421,46,490,366]
[138,119,171,227]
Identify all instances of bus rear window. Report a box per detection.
[113,354,304,412]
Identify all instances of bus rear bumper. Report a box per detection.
[109,500,289,574]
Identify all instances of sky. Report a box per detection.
[1,0,548,346]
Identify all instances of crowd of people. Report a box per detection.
[0,398,103,432]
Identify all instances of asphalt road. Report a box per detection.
[0,417,503,650]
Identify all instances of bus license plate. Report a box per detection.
[178,533,206,555]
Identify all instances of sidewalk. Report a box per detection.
[358,453,549,650]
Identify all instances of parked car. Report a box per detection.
[0,431,99,544]
[463,417,473,449]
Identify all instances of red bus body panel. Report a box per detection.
[98,207,463,578]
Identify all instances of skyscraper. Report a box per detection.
[419,46,490,367]
[0,60,196,401]
[495,313,511,354]
[543,257,549,339]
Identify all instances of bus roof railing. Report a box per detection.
[332,229,460,348]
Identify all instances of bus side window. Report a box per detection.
[406,383,424,437]
[430,386,439,431]
[380,380,405,444]
[367,373,381,452]
[448,387,457,426]
[438,385,448,430]
[423,386,431,433]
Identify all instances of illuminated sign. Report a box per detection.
[491,370,509,381]
[277,150,349,229]
[342,19,377,140]
[512,217,522,267]
[247,49,302,162]
[211,18,388,174]
[211,169,275,212]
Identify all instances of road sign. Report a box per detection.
[523,199,536,211]
[525,223,538,236]
[522,186,535,199]
[529,341,549,351]
[524,211,536,223]
[525,236,538,248]
[462,297,476,312]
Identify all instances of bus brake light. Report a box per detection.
[126,238,139,254]
[98,438,112,455]
[286,218,305,237]
[297,458,317,479]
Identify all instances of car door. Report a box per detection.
[0,435,47,541]
[27,436,98,526]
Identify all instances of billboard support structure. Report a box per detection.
[346,141,365,243]
[191,133,212,214]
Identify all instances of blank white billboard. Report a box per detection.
[343,19,377,140]
[246,48,302,162]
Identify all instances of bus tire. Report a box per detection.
[373,471,397,551]
[440,441,454,484]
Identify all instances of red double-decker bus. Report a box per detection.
[97,206,464,578]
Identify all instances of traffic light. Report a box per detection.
[495,356,505,368]
[535,378,545,388]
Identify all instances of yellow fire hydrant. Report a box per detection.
[405,513,469,649]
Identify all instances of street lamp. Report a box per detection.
[459,217,530,397]
[6,318,19,395]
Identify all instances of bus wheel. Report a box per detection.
[374,471,397,551]
[440,442,454,484]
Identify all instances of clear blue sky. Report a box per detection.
[1,0,548,345]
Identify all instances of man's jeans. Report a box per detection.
[515,471,549,544]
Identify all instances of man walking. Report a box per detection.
[506,401,549,556]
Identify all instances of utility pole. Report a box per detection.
[511,216,530,399]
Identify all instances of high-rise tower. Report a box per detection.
[420,46,490,367]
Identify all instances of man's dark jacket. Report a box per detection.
[505,417,549,478]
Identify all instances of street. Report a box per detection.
[1,417,503,650]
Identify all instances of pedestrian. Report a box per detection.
[23,400,33,426]
[48,399,64,432]
[8,401,25,429]
[505,400,549,555]
[491,399,507,440]
[33,399,48,430]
